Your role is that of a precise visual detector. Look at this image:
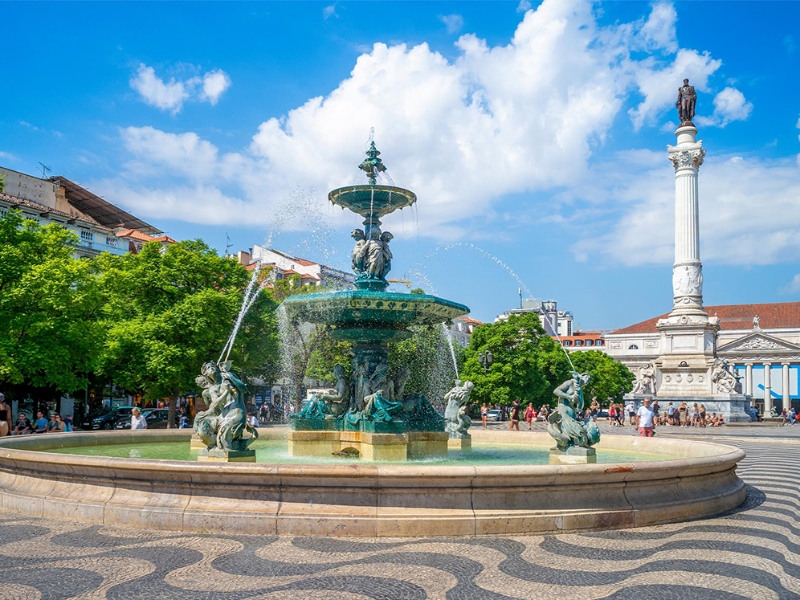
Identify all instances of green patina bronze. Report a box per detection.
[288,142,469,437]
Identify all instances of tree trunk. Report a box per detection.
[167,390,178,429]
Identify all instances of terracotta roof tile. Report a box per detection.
[610,302,800,334]
[0,192,103,227]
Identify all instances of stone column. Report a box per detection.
[764,363,772,415]
[745,363,753,396]
[782,363,791,412]
[667,126,706,319]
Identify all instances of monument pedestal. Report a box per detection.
[550,446,596,465]
[197,448,256,463]
[447,435,472,451]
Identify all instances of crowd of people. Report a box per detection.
[0,393,75,436]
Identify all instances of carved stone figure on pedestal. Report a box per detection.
[711,358,738,395]
[753,315,760,329]
[444,380,474,438]
[351,229,367,275]
[676,78,696,124]
[548,372,600,452]
[631,362,657,396]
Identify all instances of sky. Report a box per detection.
[3,1,800,329]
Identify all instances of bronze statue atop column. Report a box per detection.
[676,78,696,125]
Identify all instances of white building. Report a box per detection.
[245,246,354,288]
[605,302,800,414]
[1,167,163,258]
[450,316,483,348]
[495,299,573,337]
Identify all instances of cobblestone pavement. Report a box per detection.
[1,430,799,599]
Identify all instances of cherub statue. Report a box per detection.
[351,229,367,275]
[193,361,258,451]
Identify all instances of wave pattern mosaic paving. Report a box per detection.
[0,436,795,599]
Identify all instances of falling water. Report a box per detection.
[441,322,459,379]
[367,187,375,240]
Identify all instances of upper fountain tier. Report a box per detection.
[328,141,416,220]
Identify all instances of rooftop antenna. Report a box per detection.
[225,233,232,256]
[37,162,51,179]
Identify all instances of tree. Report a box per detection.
[0,210,105,398]
[461,313,571,408]
[389,324,458,407]
[96,240,279,426]
[569,350,634,406]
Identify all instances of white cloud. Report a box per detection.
[783,274,800,294]
[323,5,337,19]
[572,152,800,266]
[104,0,800,268]
[695,87,752,128]
[438,14,464,34]
[201,70,232,105]
[130,64,188,113]
[130,63,231,113]
[517,0,532,12]
[781,274,800,294]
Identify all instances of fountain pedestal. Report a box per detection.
[197,448,256,463]
[448,435,472,451]
[549,446,597,465]
[289,430,448,461]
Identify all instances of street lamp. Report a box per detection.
[478,351,494,417]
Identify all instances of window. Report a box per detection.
[596,339,604,346]
[574,340,583,346]
[628,344,639,350]
[563,340,572,346]
[585,340,593,346]
[80,230,93,242]
[105,236,119,247]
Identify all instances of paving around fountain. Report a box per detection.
[0,424,797,599]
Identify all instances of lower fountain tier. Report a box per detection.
[281,290,469,341]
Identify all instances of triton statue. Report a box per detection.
[444,380,474,438]
[547,372,600,452]
[194,361,258,452]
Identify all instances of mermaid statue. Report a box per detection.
[547,372,600,452]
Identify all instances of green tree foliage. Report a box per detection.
[0,210,105,393]
[569,350,635,405]
[96,240,279,424]
[461,313,571,407]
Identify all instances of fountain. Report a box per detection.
[0,141,747,538]
[282,141,470,460]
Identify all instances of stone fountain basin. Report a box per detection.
[282,290,469,340]
[0,429,745,538]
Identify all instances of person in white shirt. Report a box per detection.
[636,398,655,437]
[130,408,147,430]
[626,401,636,427]
[247,412,259,428]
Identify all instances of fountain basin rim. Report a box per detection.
[0,429,745,483]
[0,429,745,537]
[328,184,416,218]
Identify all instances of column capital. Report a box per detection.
[667,141,705,171]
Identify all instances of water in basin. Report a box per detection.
[50,439,671,465]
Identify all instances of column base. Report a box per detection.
[197,448,257,462]
[549,446,597,465]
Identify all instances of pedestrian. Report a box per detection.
[0,393,10,437]
[699,404,707,427]
[33,411,49,434]
[679,402,687,426]
[62,414,74,432]
[525,403,535,430]
[47,413,63,432]
[636,397,655,437]
[626,400,636,427]
[130,407,147,430]
[178,412,191,428]
[509,401,521,431]
[11,413,33,435]
[480,403,488,429]
[667,402,675,426]
[789,407,797,425]
[247,412,259,428]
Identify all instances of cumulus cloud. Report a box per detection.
[130,63,231,113]
[695,87,752,128]
[517,0,532,12]
[104,0,797,268]
[571,152,800,266]
[438,14,464,34]
[783,274,800,294]
[323,5,337,19]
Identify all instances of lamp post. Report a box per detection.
[479,350,494,417]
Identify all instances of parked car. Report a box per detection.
[486,409,502,422]
[90,406,136,430]
[115,408,178,430]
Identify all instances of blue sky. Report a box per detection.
[3,1,800,329]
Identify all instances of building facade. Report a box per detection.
[495,299,573,337]
[605,302,800,414]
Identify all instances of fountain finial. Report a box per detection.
[359,141,387,186]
